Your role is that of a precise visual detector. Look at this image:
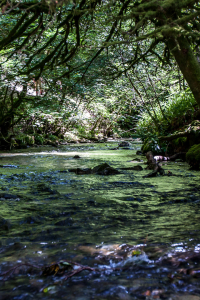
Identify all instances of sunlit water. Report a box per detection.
[0,141,200,300]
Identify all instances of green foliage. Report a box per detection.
[24,135,35,145]
[48,134,58,142]
[173,137,187,146]
[141,137,167,155]
[1,0,200,147]
[186,144,200,169]
[136,89,196,141]
[35,134,45,145]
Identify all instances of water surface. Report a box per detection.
[0,141,200,300]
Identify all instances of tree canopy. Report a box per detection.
[1,0,200,140]
[1,1,200,78]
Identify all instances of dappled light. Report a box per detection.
[1,0,200,298]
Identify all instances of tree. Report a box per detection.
[0,0,200,139]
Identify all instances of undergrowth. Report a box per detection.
[136,89,196,141]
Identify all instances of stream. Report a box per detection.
[0,140,200,300]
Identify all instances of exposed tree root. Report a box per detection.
[143,151,186,178]
[143,151,165,178]
[63,265,95,281]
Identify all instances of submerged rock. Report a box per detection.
[92,163,121,175]
[136,150,143,155]
[186,144,200,170]
[68,163,120,175]
[120,165,143,171]
[118,141,131,147]
[68,168,92,174]
[0,193,19,200]
[36,184,59,194]
[0,165,18,168]
[121,147,131,150]
[132,165,143,171]
[0,217,11,231]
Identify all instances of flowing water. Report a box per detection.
[0,140,200,300]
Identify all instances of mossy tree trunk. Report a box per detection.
[167,35,200,109]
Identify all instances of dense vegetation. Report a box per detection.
[2,2,200,298]
[1,0,200,164]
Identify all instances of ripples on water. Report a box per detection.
[0,142,200,299]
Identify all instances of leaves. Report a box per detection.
[132,249,142,256]
[42,264,60,276]
[42,261,73,276]
[1,0,200,142]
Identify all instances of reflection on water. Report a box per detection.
[0,142,200,299]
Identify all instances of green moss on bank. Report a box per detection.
[186,144,200,169]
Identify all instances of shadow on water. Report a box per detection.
[0,142,200,299]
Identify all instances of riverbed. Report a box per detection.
[0,141,200,300]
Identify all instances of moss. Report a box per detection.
[186,144,200,169]
[191,120,200,128]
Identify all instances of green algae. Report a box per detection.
[0,141,200,299]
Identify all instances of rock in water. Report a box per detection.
[92,163,121,175]
[68,163,120,175]
[68,168,92,174]
[118,141,131,147]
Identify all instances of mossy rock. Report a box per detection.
[186,144,200,169]
[92,163,121,175]
[171,136,189,153]
[118,141,130,147]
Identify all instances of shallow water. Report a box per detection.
[0,141,200,300]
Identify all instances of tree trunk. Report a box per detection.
[167,35,200,108]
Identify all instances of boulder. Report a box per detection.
[118,141,131,147]
[68,163,121,175]
[92,163,121,175]
[186,144,200,169]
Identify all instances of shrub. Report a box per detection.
[136,89,196,141]
[35,134,45,145]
